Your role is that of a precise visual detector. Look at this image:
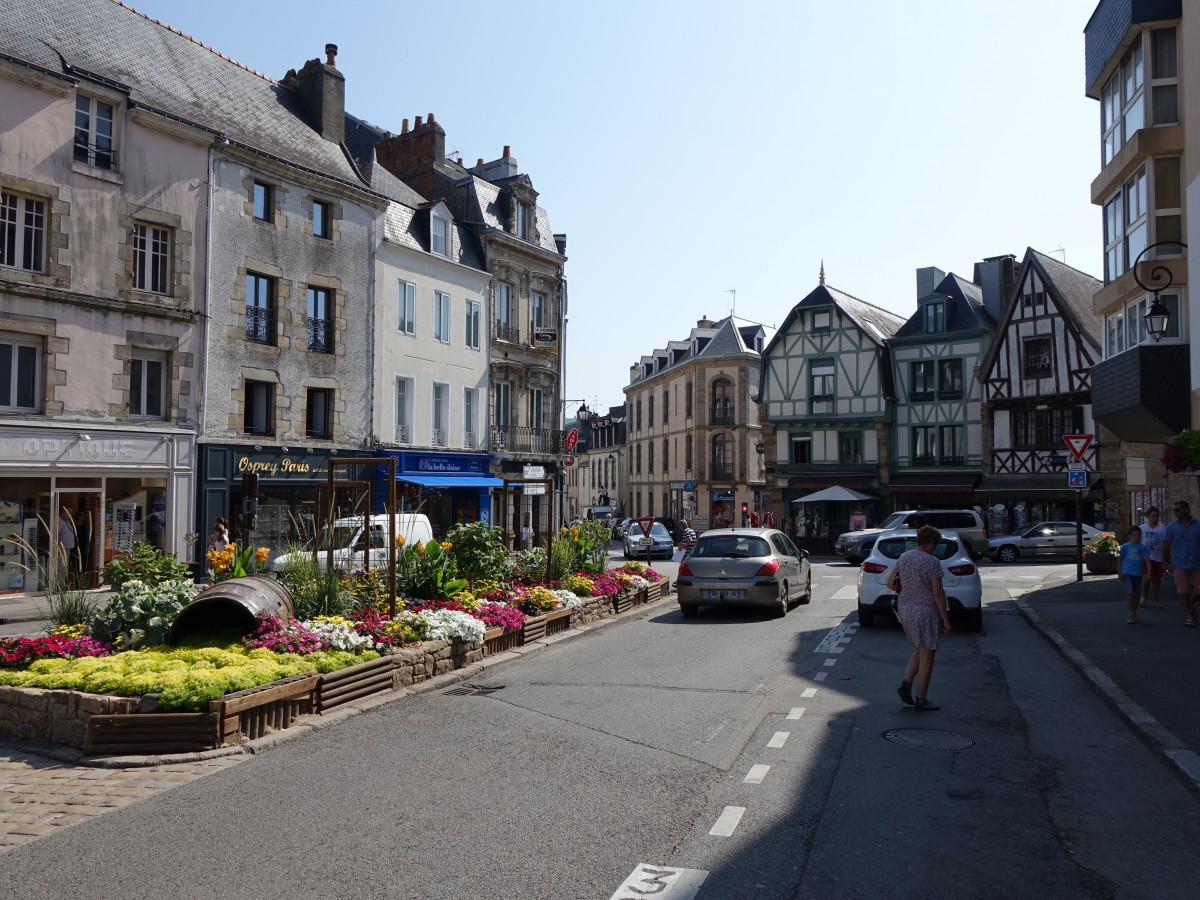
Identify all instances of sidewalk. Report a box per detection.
[1017,571,1200,796]
[0,588,115,637]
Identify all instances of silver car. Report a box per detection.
[675,528,812,617]
[622,521,674,560]
[986,521,1102,563]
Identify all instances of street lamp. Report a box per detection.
[1132,241,1188,341]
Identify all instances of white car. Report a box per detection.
[856,529,983,631]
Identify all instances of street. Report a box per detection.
[3,550,1200,899]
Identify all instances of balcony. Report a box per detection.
[710,408,733,426]
[245,305,274,345]
[937,389,963,401]
[463,432,475,450]
[1092,343,1189,441]
[73,140,117,172]
[910,390,934,402]
[494,321,520,344]
[809,395,834,415]
[306,316,332,353]
[491,425,565,456]
[394,425,409,444]
[431,428,446,447]
[710,468,734,482]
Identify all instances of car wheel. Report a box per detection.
[773,581,789,618]
[679,604,699,617]
[997,545,1019,563]
[801,573,812,604]
[857,607,874,627]
[962,608,982,632]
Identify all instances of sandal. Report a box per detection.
[914,698,941,711]
[1138,600,1148,608]
[897,681,914,706]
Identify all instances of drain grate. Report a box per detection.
[883,728,975,751]
[443,683,505,697]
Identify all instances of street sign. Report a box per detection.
[523,484,547,496]
[1068,471,1087,488]
[1063,434,1094,460]
[562,457,575,467]
[636,516,655,536]
[522,465,545,479]
[1067,461,1088,472]
[684,480,696,492]
[565,428,579,453]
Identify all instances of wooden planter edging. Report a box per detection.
[86,711,221,755]
[483,627,522,656]
[316,655,396,713]
[521,614,549,643]
[212,673,319,744]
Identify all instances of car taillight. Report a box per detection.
[862,562,887,574]
[948,563,976,576]
[982,527,987,538]
[756,559,780,576]
[678,560,693,577]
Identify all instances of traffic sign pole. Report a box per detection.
[1076,489,1084,583]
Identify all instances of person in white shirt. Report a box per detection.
[1139,506,1167,608]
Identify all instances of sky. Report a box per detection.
[128,0,1104,419]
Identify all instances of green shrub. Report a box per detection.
[92,579,197,649]
[445,521,511,587]
[548,534,577,582]
[101,542,191,587]
[276,545,354,619]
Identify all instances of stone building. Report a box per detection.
[564,403,626,521]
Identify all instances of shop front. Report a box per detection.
[885,473,980,511]
[379,450,501,539]
[976,473,1105,535]
[0,424,195,593]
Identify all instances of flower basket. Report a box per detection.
[1084,553,1118,575]
[1082,532,1119,575]
[1163,429,1200,474]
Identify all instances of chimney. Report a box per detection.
[915,266,945,301]
[974,254,1017,324]
[473,146,519,182]
[697,315,714,328]
[289,47,346,144]
[374,113,446,200]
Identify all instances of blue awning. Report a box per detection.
[397,474,504,489]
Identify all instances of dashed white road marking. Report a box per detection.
[814,672,828,682]
[815,621,857,653]
[610,864,708,900]
[767,731,790,748]
[801,687,817,698]
[709,806,746,837]
[823,657,837,666]
[743,764,771,784]
[787,707,805,720]
[830,585,859,601]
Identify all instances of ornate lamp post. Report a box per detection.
[1132,241,1188,341]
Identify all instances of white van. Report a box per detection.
[269,513,433,572]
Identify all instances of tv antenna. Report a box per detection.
[724,288,736,316]
[1051,246,1066,263]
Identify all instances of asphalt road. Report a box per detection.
[3,552,1199,899]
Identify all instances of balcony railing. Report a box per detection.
[494,321,520,344]
[431,428,446,447]
[910,390,934,402]
[710,407,733,426]
[74,140,117,172]
[937,389,963,400]
[463,432,475,450]
[245,305,275,344]
[913,454,935,465]
[939,455,965,466]
[394,425,409,444]
[809,394,834,415]
[710,468,734,482]
[306,316,333,353]
[491,424,565,455]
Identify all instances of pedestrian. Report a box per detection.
[1119,526,1150,624]
[678,519,697,548]
[208,520,230,553]
[1163,499,1200,627]
[886,525,951,711]
[521,521,533,550]
[57,505,79,576]
[1139,507,1167,608]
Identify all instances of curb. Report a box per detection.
[1014,592,1200,800]
[14,587,675,768]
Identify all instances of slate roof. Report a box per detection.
[630,315,769,386]
[0,0,372,189]
[763,284,906,357]
[892,272,997,339]
[1030,249,1103,347]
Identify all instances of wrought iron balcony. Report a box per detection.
[937,389,963,400]
[73,140,116,172]
[910,390,934,402]
[306,316,333,353]
[245,305,275,344]
[710,468,734,482]
[493,321,520,344]
[491,425,565,455]
[431,428,446,447]
[710,408,733,426]
[809,395,835,415]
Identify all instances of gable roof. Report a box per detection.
[1,0,376,191]
[628,314,769,388]
[892,272,997,339]
[763,283,905,357]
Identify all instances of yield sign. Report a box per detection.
[1063,434,1094,460]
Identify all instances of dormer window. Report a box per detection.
[431,213,449,256]
[74,95,115,171]
[812,311,831,333]
[923,301,945,334]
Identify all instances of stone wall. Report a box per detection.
[0,686,136,746]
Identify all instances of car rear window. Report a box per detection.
[875,538,959,560]
[691,535,772,558]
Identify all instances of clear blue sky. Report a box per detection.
[129,0,1102,417]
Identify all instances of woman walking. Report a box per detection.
[887,525,952,711]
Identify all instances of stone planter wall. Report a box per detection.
[0,686,136,747]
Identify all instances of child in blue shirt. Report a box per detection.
[1120,527,1151,623]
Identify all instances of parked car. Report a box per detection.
[612,517,634,541]
[269,513,433,572]
[856,529,982,631]
[622,521,674,560]
[986,521,1102,563]
[675,528,812,618]
[835,508,988,564]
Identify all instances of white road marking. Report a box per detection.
[744,764,771,784]
[823,657,837,666]
[815,621,856,654]
[820,574,842,578]
[768,731,790,748]
[830,585,859,601]
[802,687,817,698]
[814,672,828,682]
[787,706,805,719]
[709,806,746,837]
[610,865,708,900]
[826,646,844,654]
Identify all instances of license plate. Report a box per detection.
[704,590,744,600]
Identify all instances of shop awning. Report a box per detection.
[977,473,1103,501]
[787,476,876,490]
[397,475,505,488]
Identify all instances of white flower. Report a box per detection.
[552,589,581,609]
[305,619,371,651]
[630,575,649,590]
[418,608,486,643]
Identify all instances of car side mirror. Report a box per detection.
[800,549,809,559]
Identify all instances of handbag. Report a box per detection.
[890,573,901,615]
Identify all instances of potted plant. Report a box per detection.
[1163,429,1200,474]
[1082,532,1120,575]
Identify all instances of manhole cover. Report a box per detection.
[883,728,975,750]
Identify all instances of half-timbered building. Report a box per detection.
[977,249,1105,534]
[759,276,904,542]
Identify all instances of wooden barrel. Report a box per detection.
[168,575,296,645]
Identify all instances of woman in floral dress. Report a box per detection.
[886,525,952,711]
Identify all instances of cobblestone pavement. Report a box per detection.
[0,743,246,852]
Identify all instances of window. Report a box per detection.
[496,283,511,325]
[1154,156,1183,252]
[312,201,331,239]
[243,380,274,436]
[940,425,964,464]
[791,435,811,464]
[648,441,655,474]
[1023,337,1052,378]
[129,351,166,419]
[515,202,529,239]
[0,191,46,273]
[0,334,40,411]
[1021,270,1047,307]
[938,359,963,399]
[685,434,693,469]
[1101,41,1143,165]
[1012,407,1083,449]
[664,438,670,472]
[839,431,862,464]
[529,388,544,430]
[1150,28,1178,126]
[636,444,642,475]
[812,311,831,332]
[434,291,451,343]
[912,427,935,464]
[1102,166,1150,284]
[398,281,415,335]
[432,383,447,446]
[463,388,476,449]
[395,377,412,443]
[431,214,449,256]
[530,292,545,330]
[662,390,669,425]
[711,378,733,424]
[712,434,731,479]
[252,181,272,221]
[923,301,945,334]
[636,399,642,431]
[648,395,655,427]
[910,361,934,401]
[495,382,512,427]
[245,273,275,345]
[307,287,333,353]
[1124,168,1148,272]
[810,360,834,413]
[306,388,333,439]
[132,223,170,294]
[685,381,693,417]
[74,95,115,170]
[465,299,481,350]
